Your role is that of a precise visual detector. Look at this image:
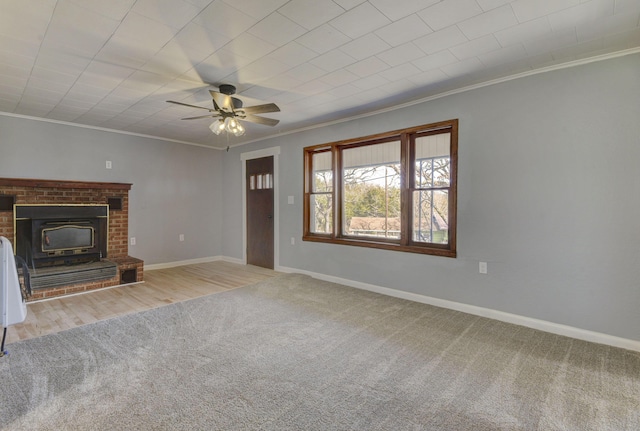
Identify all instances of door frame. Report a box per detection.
[241,146,280,269]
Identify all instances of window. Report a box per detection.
[304,120,457,257]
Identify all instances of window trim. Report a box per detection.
[303,119,457,258]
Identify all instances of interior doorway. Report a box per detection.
[245,156,274,269]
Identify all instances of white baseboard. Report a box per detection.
[145,255,245,271]
[145,256,222,271]
[276,265,640,353]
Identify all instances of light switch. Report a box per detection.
[479,262,487,274]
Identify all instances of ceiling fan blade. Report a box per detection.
[242,114,279,127]
[209,90,233,113]
[181,114,221,120]
[238,103,280,115]
[167,100,216,112]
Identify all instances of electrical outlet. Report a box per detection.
[179,234,184,242]
[106,160,112,169]
[288,196,294,204]
[130,237,136,246]
[479,261,487,274]
[290,237,295,245]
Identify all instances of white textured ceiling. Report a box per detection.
[1,0,639,149]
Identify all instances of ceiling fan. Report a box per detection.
[166,84,280,136]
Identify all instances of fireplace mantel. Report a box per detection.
[0,177,132,190]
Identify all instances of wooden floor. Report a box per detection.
[5,261,277,344]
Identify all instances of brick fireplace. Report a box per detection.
[0,177,143,301]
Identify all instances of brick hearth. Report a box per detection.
[0,177,143,300]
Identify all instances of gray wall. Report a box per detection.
[222,53,640,341]
[0,116,223,265]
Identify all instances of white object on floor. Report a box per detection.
[1,236,27,329]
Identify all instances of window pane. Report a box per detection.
[310,194,333,234]
[412,190,449,244]
[343,141,401,239]
[312,152,332,192]
[415,133,450,188]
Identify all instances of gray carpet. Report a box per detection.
[1,273,639,430]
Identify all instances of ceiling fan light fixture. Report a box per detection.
[210,117,245,136]
[210,119,225,135]
[228,117,245,136]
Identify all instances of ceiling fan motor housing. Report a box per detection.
[218,84,236,95]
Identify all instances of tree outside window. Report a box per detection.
[304,120,457,257]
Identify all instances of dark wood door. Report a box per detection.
[246,156,274,269]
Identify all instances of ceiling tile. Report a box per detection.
[97,13,178,68]
[458,5,519,39]
[374,14,433,47]
[440,56,485,77]
[142,41,210,78]
[0,35,41,59]
[547,0,615,33]
[332,0,367,10]
[224,33,277,61]
[283,63,327,83]
[450,35,502,60]
[326,83,362,99]
[369,0,440,21]
[377,42,426,67]
[85,61,136,82]
[351,75,390,93]
[477,43,528,66]
[294,79,334,96]
[296,24,352,54]
[339,34,391,61]
[378,63,422,81]
[0,0,56,44]
[192,49,254,84]
[308,50,355,74]
[22,87,65,104]
[511,0,581,22]
[112,12,178,51]
[345,56,390,77]
[220,0,289,20]
[267,42,319,67]
[615,0,640,14]
[258,73,304,91]
[319,69,359,86]
[0,77,27,94]
[248,13,307,46]
[132,0,201,29]
[412,50,458,71]
[278,0,345,30]
[66,0,136,21]
[65,84,111,102]
[33,50,91,76]
[576,10,640,42]
[413,26,469,55]
[418,0,484,32]
[75,71,127,91]
[0,53,35,73]
[231,57,291,84]
[522,28,578,56]
[476,0,516,12]
[328,2,391,39]
[173,23,232,57]
[27,74,75,94]
[194,2,257,39]
[15,101,55,115]
[494,17,553,47]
